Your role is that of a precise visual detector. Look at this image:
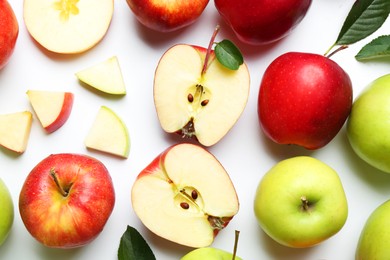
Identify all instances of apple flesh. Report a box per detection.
[85,106,130,159]
[356,200,390,259]
[0,111,33,154]
[154,44,250,146]
[347,74,390,173]
[214,0,312,45]
[0,178,14,246]
[27,90,74,133]
[131,143,239,248]
[23,0,114,54]
[126,0,209,32]
[0,0,19,69]
[258,52,352,150]
[254,156,348,248]
[19,153,115,248]
[76,56,126,95]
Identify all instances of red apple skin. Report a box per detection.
[214,0,311,45]
[19,153,115,248]
[0,0,19,69]
[45,92,74,133]
[258,52,353,150]
[126,0,209,32]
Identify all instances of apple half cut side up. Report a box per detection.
[85,106,130,159]
[0,111,33,154]
[154,44,250,146]
[131,143,239,248]
[19,153,115,248]
[75,56,126,95]
[23,0,114,54]
[27,90,74,133]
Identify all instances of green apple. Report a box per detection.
[0,178,14,246]
[254,156,348,248]
[356,200,390,259]
[181,247,242,260]
[347,73,390,173]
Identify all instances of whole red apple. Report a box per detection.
[258,52,352,150]
[0,0,18,69]
[19,153,115,248]
[214,0,312,45]
[126,0,209,32]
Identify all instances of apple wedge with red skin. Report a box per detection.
[258,52,352,150]
[154,43,250,147]
[131,143,239,248]
[19,153,115,248]
[27,90,74,133]
[0,0,19,69]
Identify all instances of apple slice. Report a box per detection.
[0,111,33,153]
[85,106,130,159]
[75,56,126,95]
[154,43,250,146]
[27,90,74,133]
[131,143,239,248]
[23,0,114,54]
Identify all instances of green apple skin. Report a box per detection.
[181,247,242,260]
[0,178,14,246]
[356,200,390,259]
[254,156,348,248]
[347,74,390,173]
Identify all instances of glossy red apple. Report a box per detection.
[126,0,209,32]
[19,153,115,248]
[258,52,352,150]
[214,0,312,45]
[0,0,19,69]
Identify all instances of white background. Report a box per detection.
[1,1,390,259]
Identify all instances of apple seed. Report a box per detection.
[201,99,209,106]
[187,93,194,103]
[180,202,190,209]
[191,190,198,200]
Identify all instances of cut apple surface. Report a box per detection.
[0,111,33,153]
[76,56,126,95]
[85,106,130,159]
[154,44,250,146]
[23,0,114,54]
[27,90,74,133]
[131,143,239,248]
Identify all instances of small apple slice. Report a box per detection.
[23,0,114,54]
[27,90,74,133]
[75,56,126,95]
[85,106,130,159]
[0,111,33,153]
[154,43,250,146]
[131,143,239,248]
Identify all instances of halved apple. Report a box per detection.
[85,106,130,159]
[27,90,74,133]
[0,111,33,153]
[76,56,126,95]
[131,143,239,248]
[23,0,114,54]
[154,44,250,146]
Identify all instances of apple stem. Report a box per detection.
[232,230,240,260]
[201,25,220,75]
[325,45,348,59]
[50,168,68,197]
[301,196,310,211]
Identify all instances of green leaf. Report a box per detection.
[214,40,244,70]
[335,0,390,45]
[356,35,390,60]
[118,225,156,260]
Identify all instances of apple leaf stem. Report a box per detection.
[202,25,221,75]
[325,45,348,59]
[232,230,240,260]
[50,168,69,197]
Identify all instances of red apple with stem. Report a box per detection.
[214,0,312,45]
[19,153,115,248]
[258,51,352,150]
[0,0,19,69]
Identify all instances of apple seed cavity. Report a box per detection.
[53,0,80,21]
